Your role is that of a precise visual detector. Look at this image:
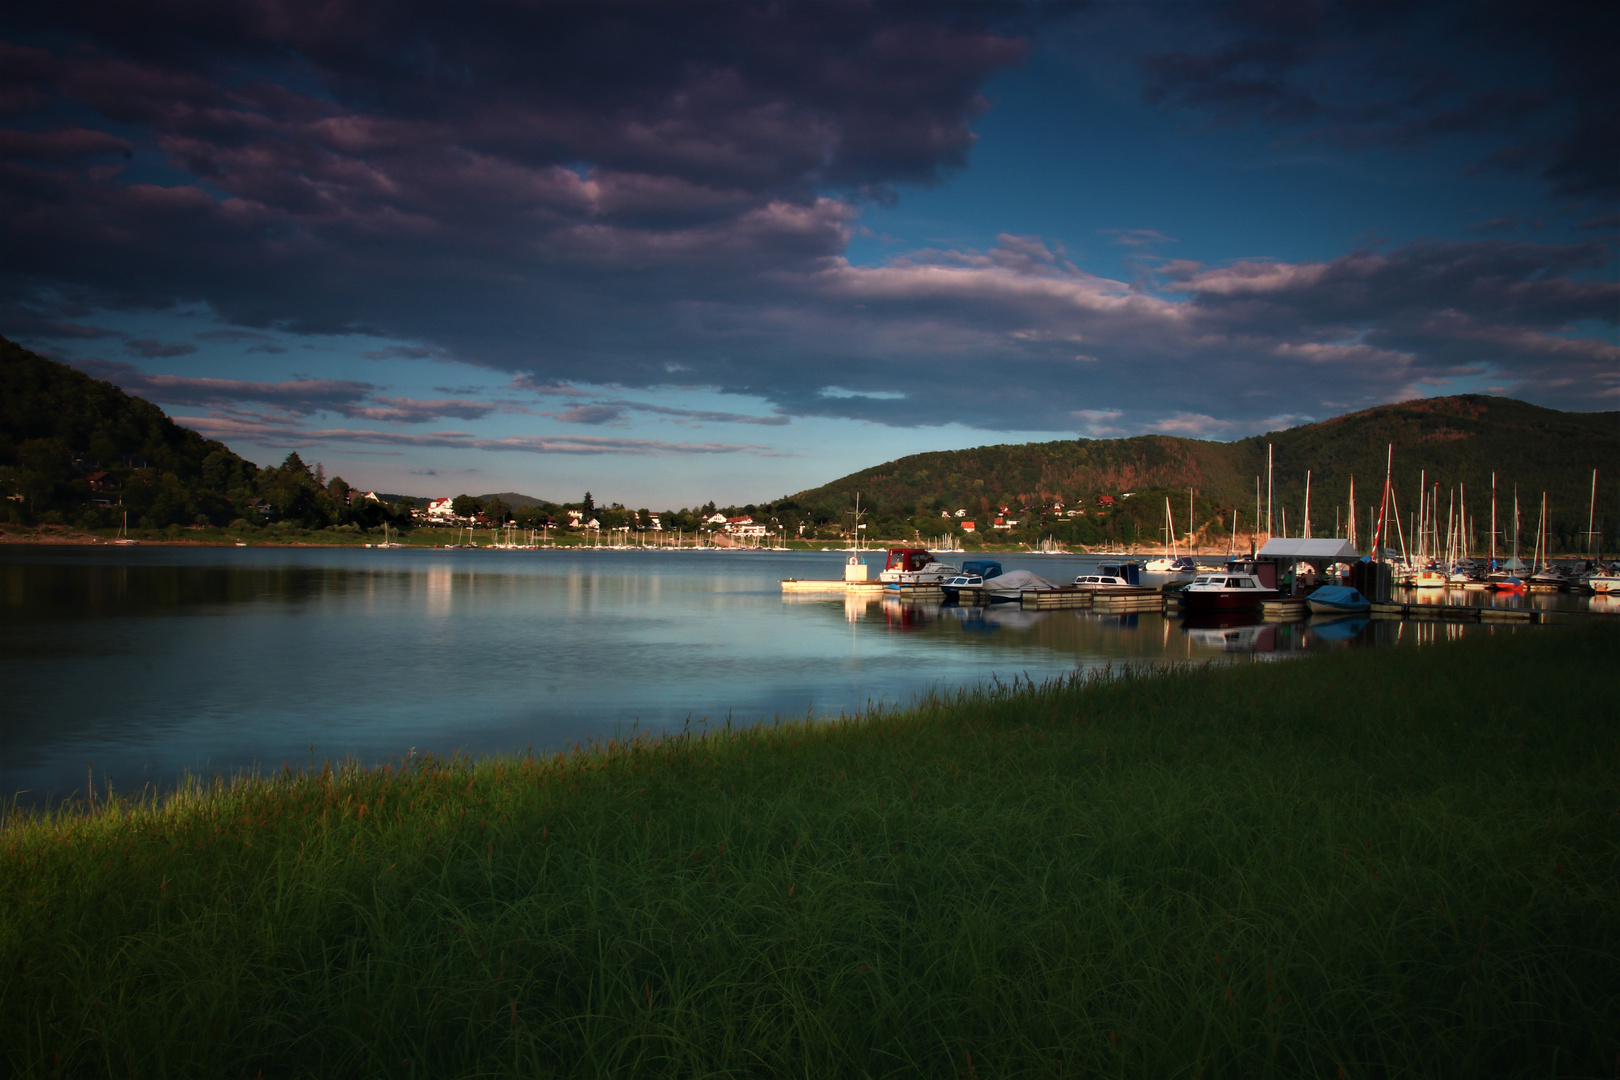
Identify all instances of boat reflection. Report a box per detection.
[1183,620,1279,653]
[1304,614,1371,644]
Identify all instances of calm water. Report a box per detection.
[2,545,1592,804]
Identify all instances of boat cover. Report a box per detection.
[961,560,1004,578]
[1307,585,1369,609]
[982,570,1058,593]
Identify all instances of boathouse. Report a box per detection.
[1252,537,1359,593]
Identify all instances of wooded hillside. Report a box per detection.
[787,396,1620,550]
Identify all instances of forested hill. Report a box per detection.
[788,395,1620,543]
[0,336,413,532]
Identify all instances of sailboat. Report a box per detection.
[1527,493,1566,590]
[1143,496,1195,574]
[1412,476,1446,588]
[1490,490,1525,591]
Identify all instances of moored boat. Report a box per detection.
[879,547,961,588]
[981,569,1059,601]
[1181,571,1282,611]
[941,560,1003,598]
[1305,584,1370,614]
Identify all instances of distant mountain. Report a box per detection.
[788,395,1619,547]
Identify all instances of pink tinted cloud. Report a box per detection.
[175,414,777,455]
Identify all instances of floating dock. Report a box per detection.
[1260,599,1309,621]
[1091,588,1164,613]
[1021,587,1093,610]
[780,578,885,594]
[1371,601,1543,623]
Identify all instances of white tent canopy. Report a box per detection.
[1255,537,1358,561]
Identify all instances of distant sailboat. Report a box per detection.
[112,510,138,546]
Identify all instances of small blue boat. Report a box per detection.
[1306,585,1371,615]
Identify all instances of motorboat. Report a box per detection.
[1181,571,1282,611]
[1306,584,1371,614]
[1071,573,1149,593]
[879,547,961,588]
[1583,568,1620,594]
[1144,555,1198,575]
[941,560,1003,598]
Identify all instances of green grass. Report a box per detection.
[4,625,1618,1078]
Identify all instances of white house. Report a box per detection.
[425,496,457,521]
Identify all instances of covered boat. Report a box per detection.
[981,569,1059,601]
[1306,584,1370,614]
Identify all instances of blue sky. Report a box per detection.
[3,1,1615,508]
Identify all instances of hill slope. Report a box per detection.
[0,336,413,533]
[788,396,1620,549]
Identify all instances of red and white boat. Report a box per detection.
[880,547,961,588]
[1181,571,1282,612]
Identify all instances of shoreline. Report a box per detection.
[1,526,1606,559]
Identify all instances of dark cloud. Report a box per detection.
[603,401,793,426]
[125,337,198,358]
[2,2,1613,443]
[1138,0,1618,200]
[72,357,376,414]
[552,405,627,426]
[175,413,779,456]
[194,328,278,342]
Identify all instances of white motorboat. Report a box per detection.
[1182,571,1282,611]
[879,547,961,587]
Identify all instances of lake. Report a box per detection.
[1,545,1589,805]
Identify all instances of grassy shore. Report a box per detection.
[4,625,1617,1078]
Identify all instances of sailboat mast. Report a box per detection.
[1348,475,1356,549]
[1373,443,1393,562]
[1303,470,1312,539]
[1490,473,1497,569]
[1266,444,1274,539]
[1588,469,1598,558]
[1512,487,1520,569]
[1418,469,1426,563]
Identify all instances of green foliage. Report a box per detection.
[3,624,1617,1077]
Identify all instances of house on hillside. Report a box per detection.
[426,497,457,522]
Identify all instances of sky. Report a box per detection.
[3,0,1616,508]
